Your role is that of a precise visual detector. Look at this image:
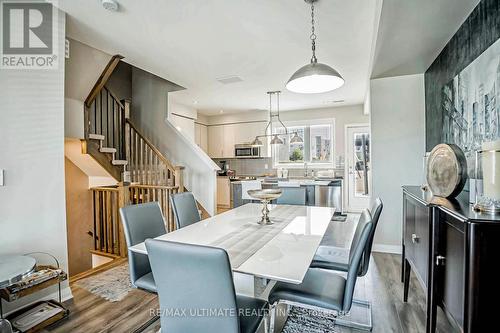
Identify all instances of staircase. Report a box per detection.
[82,55,185,258]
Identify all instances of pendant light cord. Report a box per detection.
[264,92,288,135]
[310,2,317,64]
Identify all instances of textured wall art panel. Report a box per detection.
[442,38,500,152]
[425,0,500,152]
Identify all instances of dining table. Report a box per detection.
[129,203,340,293]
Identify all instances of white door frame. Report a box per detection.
[344,123,371,212]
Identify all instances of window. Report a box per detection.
[273,121,334,167]
[310,125,332,162]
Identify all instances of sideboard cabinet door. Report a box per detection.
[438,211,466,330]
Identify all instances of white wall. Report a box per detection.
[370,74,425,253]
[64,39,112,140]
[131,68,219,215]
[0,9,72,311]
[168,102,197,142]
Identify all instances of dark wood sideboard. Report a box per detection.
[402,185,500,333]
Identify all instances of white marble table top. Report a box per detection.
[129,203,335,284]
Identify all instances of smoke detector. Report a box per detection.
[102,0,119,11]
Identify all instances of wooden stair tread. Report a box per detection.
[100,147,117,153]
[89,133,105,140]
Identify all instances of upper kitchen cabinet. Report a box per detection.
[222,124,236,158]
[208,122,270,158]
[208,125,224,158]
[208,124,235,158]
[234,121,270,157]
[194,123,208,153]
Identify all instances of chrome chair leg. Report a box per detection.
[333,299,372,331]
[263,310,269,333]
[269,303,276,333]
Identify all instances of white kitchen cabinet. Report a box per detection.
[217,176,231,208]
[194,123,208,153]
[208,121,270,158]
[233,122,270,157]
[222,124,236,158]
[208,125,224,158]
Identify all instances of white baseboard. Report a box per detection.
[373,244,402,254]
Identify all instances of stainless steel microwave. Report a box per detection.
[234,144,260,158]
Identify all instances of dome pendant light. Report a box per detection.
[286,0,344,94]
[290,132,303,145]
[270,134,284,145]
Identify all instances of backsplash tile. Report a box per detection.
[213,158,344,178]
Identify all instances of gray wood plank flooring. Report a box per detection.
[46,253,454,333]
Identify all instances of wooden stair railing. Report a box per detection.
[129,184,179,232]
[84,85,127,181]
[83,55,126,181]
[91,183,179,257]
[85,55,123,109]
[91,186,125,257]
[82,54,184,188]
[83,55,189,258]
[123,100,184,189]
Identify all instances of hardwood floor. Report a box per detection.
[46,253,453,333]
[46,282,159,333]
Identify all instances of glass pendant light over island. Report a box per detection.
[250,91,303,147]
[286,0,344,94]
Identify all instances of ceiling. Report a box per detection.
[371,0,480,79]
[58,0,480,115]
[58,0,379,115]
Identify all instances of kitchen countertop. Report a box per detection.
[231,178,338,186]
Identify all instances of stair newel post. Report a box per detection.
[174,166,185,192]
[172,166,185,231]
[122,99,131,183]
[117,183,130,257]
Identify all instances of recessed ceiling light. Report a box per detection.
[102,0,119,11]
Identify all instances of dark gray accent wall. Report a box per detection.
[425,0,500,151]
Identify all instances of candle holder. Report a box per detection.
[247,189,283,225]
[473,141,500,214]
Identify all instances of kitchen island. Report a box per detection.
[231,178,342,210]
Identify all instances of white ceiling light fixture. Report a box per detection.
[286,0,344,94]
[102,0,119,12]
[251,91,304,147]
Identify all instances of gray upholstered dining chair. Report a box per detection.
[145,239,268,333]
[170,192,201,229]
[276,187,306,205]
[268,209,374,332]
[119,202,166,293]
[311,198,383,275]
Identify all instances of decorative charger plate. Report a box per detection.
[426,144,467,198]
